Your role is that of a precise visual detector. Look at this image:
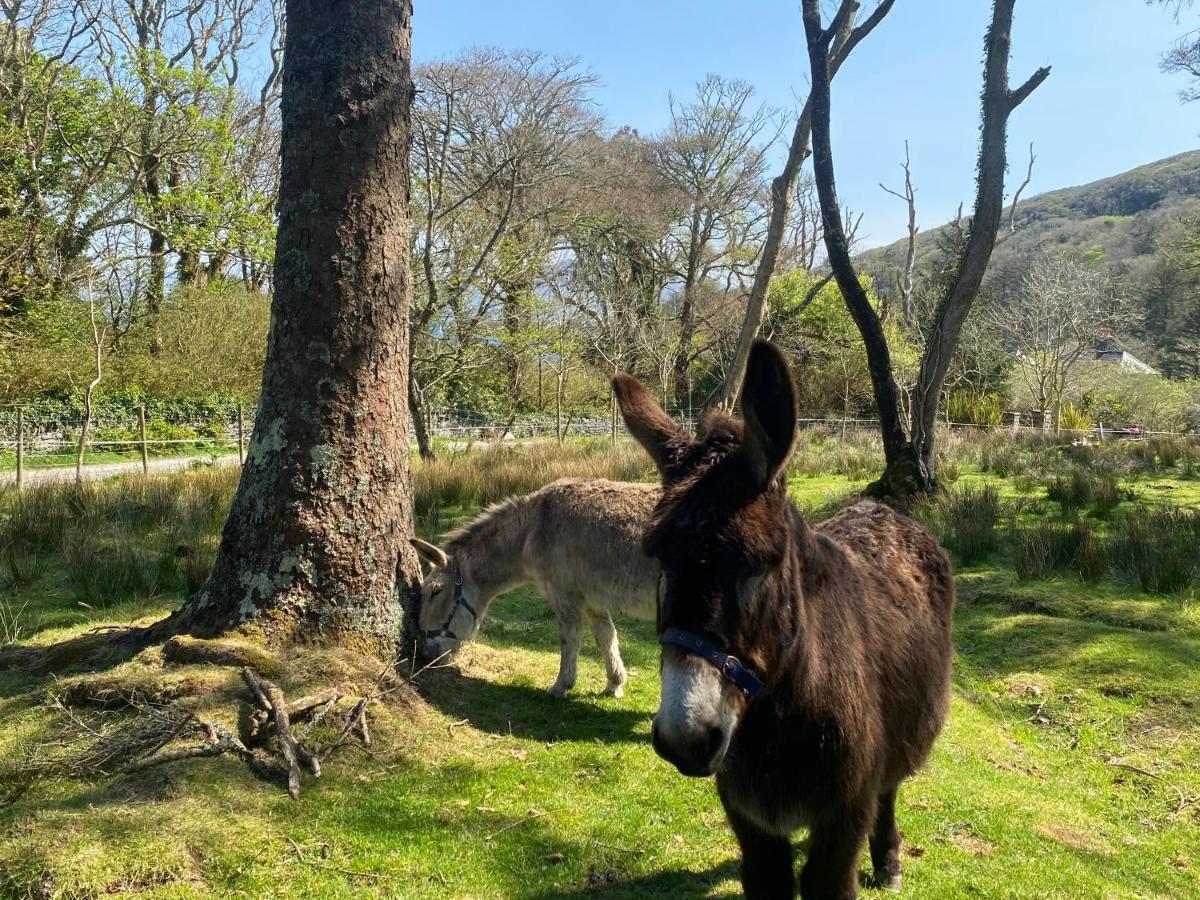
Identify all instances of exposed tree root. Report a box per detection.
[162,635,282,674]
[3,665,387,806]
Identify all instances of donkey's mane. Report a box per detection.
[668,410,743,484]
[443,493,529,553]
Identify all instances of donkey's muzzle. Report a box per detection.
[651,717,726,777]
[417,634,459,666]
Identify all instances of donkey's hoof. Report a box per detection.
[546,684,569,699]
[876,870,902,893]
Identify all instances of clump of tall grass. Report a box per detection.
[1089,472,1135,518]
[61,525,166,607]
[1108,506,1200,595]
[923,484,1003,565]
[788,429,883,480]
[1045,466,1097,516]
[1073,519,1108,583]
[979,442,1028,478]
[412,440,653,512]
[174,534,219,595]
[0,596,30,645]
[1009,520,1083,581]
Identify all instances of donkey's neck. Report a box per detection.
[450,496,533,603]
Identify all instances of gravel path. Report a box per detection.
[1,453,241,488]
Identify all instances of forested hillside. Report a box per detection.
[861,149,1200,284]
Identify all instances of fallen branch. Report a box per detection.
[321,697,370,761]
[485,808,543,841]
[289,690,342,720]
[242,668,303,800]
[121,722,250,775]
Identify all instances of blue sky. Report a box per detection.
[412,0,1197,248]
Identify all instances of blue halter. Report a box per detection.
[659,627,764,697]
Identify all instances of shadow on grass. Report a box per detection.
[955,600,1200,684]
[418,667,651,744]
[530,858,741,899]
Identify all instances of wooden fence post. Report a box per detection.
[15,407,24,491]
[139,406,149,476]
[237,404,245,465]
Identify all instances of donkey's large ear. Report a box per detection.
[410,538,448,570]
[740,340,797,491]
[612,373,689,474]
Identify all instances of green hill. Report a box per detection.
[859,149,1200,286]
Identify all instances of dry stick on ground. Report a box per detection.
[322,697,370,762]
[286,837,388,882]
[294,695,343,744]
[1108,760,1195,815]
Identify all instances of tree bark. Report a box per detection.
[170,0,421,654]
[803,0,1049,497]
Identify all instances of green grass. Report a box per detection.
[0,444,240,472]
[1,440,1198,897]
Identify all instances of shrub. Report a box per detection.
[947,392,1006,428]
[1058,402,1092,433]
[925,484,1002,565]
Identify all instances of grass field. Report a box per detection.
[1,434,1198,898]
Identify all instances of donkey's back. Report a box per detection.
[523,477,660,621]
[813,499,955,785]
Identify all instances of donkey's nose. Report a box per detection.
[418,636,457,665]
[651,717,726,777]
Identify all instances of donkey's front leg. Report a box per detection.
[547,593,583,698]
[725,805,794,899]
[799,805,872,900]
[585,608,627,697]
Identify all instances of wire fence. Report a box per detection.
[3,404,1196,490]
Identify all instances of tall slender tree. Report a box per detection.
[709,0,896,412]
[804,0,1049,496]
[167,0,420,652]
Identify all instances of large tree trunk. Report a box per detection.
[803,0,1048,497]
[171,0,420,654]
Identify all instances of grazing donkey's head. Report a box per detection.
[411,538,484,664]
[615,340,798,777]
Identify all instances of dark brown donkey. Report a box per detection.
[614,341,954,900]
